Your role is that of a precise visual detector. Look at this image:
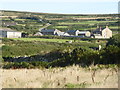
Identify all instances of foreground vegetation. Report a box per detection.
[2,65,118,88]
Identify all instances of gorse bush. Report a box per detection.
[49,46,119,67]
[3,62,31,69]
[107,33,120,47]
[3,61,49,69]
[3,45,119,69]
[49,47,95,67]
[99,45,120,64]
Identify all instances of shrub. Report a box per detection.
[106,34,120,47]
[100,45,120,64]
[30,61,48,68]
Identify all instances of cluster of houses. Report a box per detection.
[0,26,112,39]
[35,26,112,38]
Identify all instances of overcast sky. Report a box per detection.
[1,0,119,14]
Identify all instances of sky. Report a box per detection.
[1,0,119,14]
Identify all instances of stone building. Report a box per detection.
[91,26,112,38]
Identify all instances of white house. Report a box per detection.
[0,28,21,38]
[102,26,112,38]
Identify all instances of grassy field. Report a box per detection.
[12,38,88,43]
[109,26,118,29]
[15,19,26,21]
[2,10,118,35]
[54,26,68,28]
[1,65,118,88]
[3,38,102,57]
[58,21,117,25]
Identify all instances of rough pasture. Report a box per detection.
[1,65,118,88]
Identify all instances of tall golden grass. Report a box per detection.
[1,65,118,88]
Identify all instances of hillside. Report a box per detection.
[1,10,119,35]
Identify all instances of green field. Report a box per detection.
[12,38,88,43]
[58,21,117,25]
[3,37,101,58]
[15,19,26,21]
[12,38,72,43]
[2,10,118,35]
[54,26,68,28]
[109,26,118,29]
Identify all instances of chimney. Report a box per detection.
[106,26,108,28]
[99,45,102,50]
[97,25,99,28]
[100,27,102,31]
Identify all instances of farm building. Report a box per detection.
[78,31,91,37]
[55,31,64,36]
[40,29,61,35]
[0,28,21,38]
[62,32,70,36]
[55,32,70,36]
[34,32,43,36]
[91,26,112,38]
[67,30,91,37]
[67,30,80,36]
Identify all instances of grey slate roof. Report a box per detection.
[0,28,20,32]
[92,27,104,34]
[67,30,78,33]
[41,29,58,32]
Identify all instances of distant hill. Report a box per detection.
[1,10,119,35]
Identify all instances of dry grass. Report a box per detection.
[1,65,118,88]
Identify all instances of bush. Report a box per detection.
[107,34,120,47]
[30,61,48,68]
[100,45,120,64]
[3,61,48,69]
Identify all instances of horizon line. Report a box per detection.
[1,10,118,15]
